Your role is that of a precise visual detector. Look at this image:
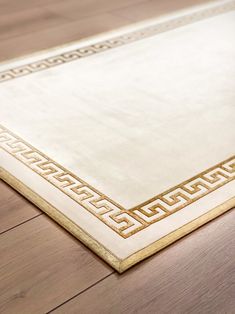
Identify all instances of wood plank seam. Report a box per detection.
[0,212,43,235]
[46,272,114,314]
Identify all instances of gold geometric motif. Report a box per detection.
[130,160,235,225]
[0,0,235,83]
[0,125,234,238]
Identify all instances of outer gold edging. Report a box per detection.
[1,167,234,273]
[120,198,235,272]
[0,168,121,272]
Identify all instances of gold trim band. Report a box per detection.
[0,125,234,238]
[1,168,234,272]
[0,168,121,271]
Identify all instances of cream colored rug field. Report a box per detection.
[0,0,235,272]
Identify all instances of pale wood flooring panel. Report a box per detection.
[0,181,40,234]
[0,0,67,15]
[44,0,147,20]
[113,0,217,21]
[0,0,144,16]
[0,214,112,314]
[0,13,131,62]
[0,7,69,41]
[53,209,235,314]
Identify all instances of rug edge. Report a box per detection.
[119,197,235,272]
[0,0,226,68]
[0,167,123,273]
[1,167,234,273]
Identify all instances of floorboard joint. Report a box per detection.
[0,212,43,235]
[47,272,115,313]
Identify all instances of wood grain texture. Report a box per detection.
[0,7,69,41]
[0,0,66,15]
[53,209,235,314]
[113,0,216,21]
[0,0,215,62]
[45,0,146,20]
[0,214,112,314]
[0,180,40,234]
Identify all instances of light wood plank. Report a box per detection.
[53,209,235,314]
[113,0,218,22]
[0,181,40,234]
[0,13,131,62]
[0,0,66,15]
[0,214,112,314]
[44,0,146,20]
[0,7,69,41]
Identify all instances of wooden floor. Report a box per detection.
[0,0,234,313]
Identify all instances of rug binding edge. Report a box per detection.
[1,167,234,273]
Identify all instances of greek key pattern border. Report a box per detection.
[0,125,234,238]
[0,0,235,83]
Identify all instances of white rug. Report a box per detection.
[0,0,235,272]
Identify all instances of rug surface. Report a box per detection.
[0,0,235,272]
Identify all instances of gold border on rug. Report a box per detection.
[1,167,234,273]
[0,125,234,239]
